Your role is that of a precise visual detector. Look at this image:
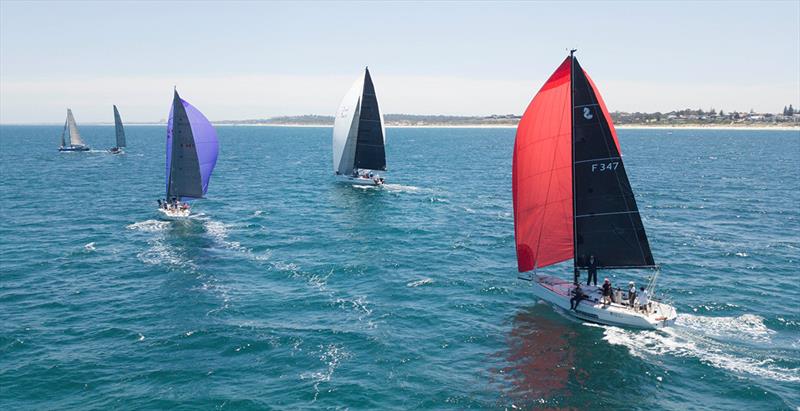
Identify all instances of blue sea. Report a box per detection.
[1,125,798,410]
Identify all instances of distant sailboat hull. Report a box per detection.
[59,145,90,152]
[336,174,384,186]
[531,274,676,329]
[109,147,124,154]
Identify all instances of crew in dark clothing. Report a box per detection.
[601,278,613,305]
[586,255,598,286]
[570,284,586,310]
[573,267,580,285]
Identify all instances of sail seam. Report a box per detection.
[575,211,640,218]
[574,156,622,164]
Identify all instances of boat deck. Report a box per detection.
[534,274,677,328]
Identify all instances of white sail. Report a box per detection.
[66,109,86,146]
[332,72,365,175]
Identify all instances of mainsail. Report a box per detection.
[165,90,219,201]
[513,53,654,273]
[571,58,654,269]
[332,67,386,174]
[66,109,86,146]
[113,105,126,148]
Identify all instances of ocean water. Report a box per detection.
[0,125,798,410]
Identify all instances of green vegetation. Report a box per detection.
[214,107,799,127]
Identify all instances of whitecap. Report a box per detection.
[407,278,433,287]
[84,242,96,251]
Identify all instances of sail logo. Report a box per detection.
[583,107,593,120]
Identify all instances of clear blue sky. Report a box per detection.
[1,0,798,123]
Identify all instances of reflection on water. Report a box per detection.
[500,304,579,407]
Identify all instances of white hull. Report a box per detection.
[158,207,190,219]
[337,175,384,186]
[531,274,677,329]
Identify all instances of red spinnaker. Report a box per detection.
[513,57,574,272]
[513,57,626,272]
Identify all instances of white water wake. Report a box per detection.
[600,313,799,383]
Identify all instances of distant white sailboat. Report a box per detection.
[58,109,90,152]
[332,67,387,186]
[109,105,126,154]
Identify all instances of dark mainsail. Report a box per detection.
[571,57,654,269]
[113,105,126,148]
[166,91,203,200]
[353,68,386,171]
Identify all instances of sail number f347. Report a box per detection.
[591,162,620,172]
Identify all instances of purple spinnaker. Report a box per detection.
[165,92,219,201]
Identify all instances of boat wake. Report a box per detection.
[126,219,170,232]
[382,183,422,193]
[202,218,271,261]
[600,313,799,383]
[300,344,352,403]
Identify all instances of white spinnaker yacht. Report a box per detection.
[332,67,387,186]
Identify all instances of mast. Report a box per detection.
[570,49,577,270]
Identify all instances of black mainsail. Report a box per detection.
[353,68,387,171]
[166,91,204,200]
[571,57,654,269]
[113,105,126,148]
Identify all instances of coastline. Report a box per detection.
[210,123,799,131]
[2,123,797,131]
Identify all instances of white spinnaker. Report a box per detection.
[332,72,365,175]
[66,109,86,146]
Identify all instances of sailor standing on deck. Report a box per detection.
[601,278,613,305]
[628,281,637,308]
[638,286,650,313]
[586,255,598,286]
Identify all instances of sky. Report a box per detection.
[1,0,798,123]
